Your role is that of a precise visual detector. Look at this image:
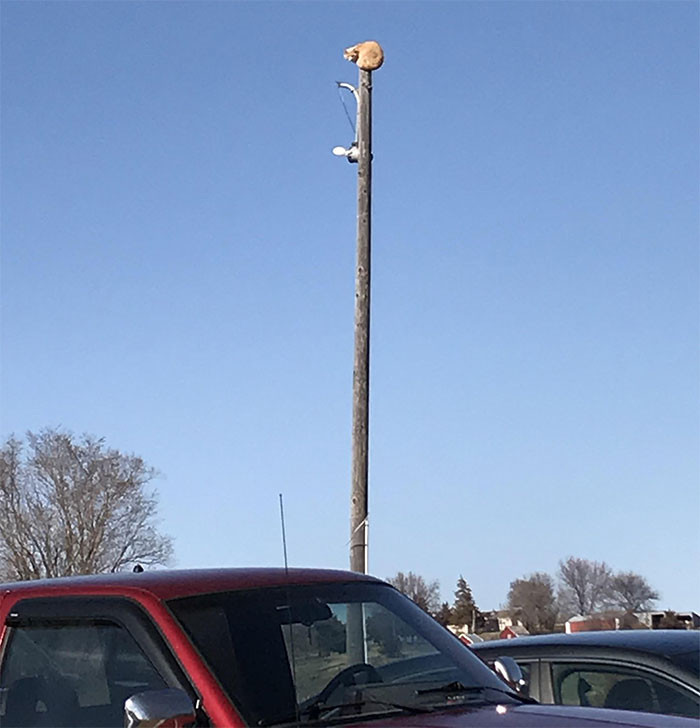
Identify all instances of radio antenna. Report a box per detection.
[279,493,289,572]
[279,493,300,725]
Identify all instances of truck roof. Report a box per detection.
[0,567,382,601]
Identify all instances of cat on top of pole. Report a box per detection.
[344,41,384,71]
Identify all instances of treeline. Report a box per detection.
[387,572,481,630]
[388,557,662,634]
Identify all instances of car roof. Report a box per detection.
[472,630,699,657]
[0,567,383,601]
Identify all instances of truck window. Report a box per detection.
[0,620,167,727]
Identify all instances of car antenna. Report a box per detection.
[279,493,290,574]
[279,493,301,725]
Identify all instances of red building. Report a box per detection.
[499,625,530,639]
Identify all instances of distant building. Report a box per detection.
[635,611,700,630]
[499,625,530,639]
[566,614,618,633]
[496,610,526,632]
[565,610,700,633]
[447,624,484,645]
[478,610,500,633]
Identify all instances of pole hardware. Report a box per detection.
[332,83,360,163]
[332,142,359,163]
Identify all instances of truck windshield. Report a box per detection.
[168,581,513,726]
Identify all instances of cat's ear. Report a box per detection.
[343,44,361,64]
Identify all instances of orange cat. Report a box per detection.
[343,40,384,71]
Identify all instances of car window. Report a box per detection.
[653,680,700,718]
[515,662,532,698]
[0,621,167,727]
[550,662,700,719]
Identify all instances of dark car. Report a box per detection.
[472,630,700,719]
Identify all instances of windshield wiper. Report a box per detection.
[415,680,481,695]
[260,682,536,724]
[314,695,434,718]
[261,694,433,726]
[415,681,537,705]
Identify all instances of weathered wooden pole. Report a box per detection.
[337,40,383,666]
[341,40,383,576]
[349,66,372,576]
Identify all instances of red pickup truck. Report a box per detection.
[0,568,696,727]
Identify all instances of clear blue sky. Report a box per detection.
[2,1,698,612]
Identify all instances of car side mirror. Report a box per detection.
[493,656,527,694]
[124,687,197,728]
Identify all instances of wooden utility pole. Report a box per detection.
[336,40,383,667]
[337,40,383,575]
[349,67,372,575]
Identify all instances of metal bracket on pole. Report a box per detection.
[337,81,359,105]
[332,82,360,163]
[332,142,359,163]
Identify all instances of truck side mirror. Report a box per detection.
[493,656,527,694]
[124,688,197,728]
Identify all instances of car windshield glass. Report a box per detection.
[168,582,512,725]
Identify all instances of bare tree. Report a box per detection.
[609,571,659,612]
[557,556,613,616]
[387,571,440,614]
[507,572,558,633]
[0,430,173,581]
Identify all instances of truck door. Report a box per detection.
[0,597,196,728]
